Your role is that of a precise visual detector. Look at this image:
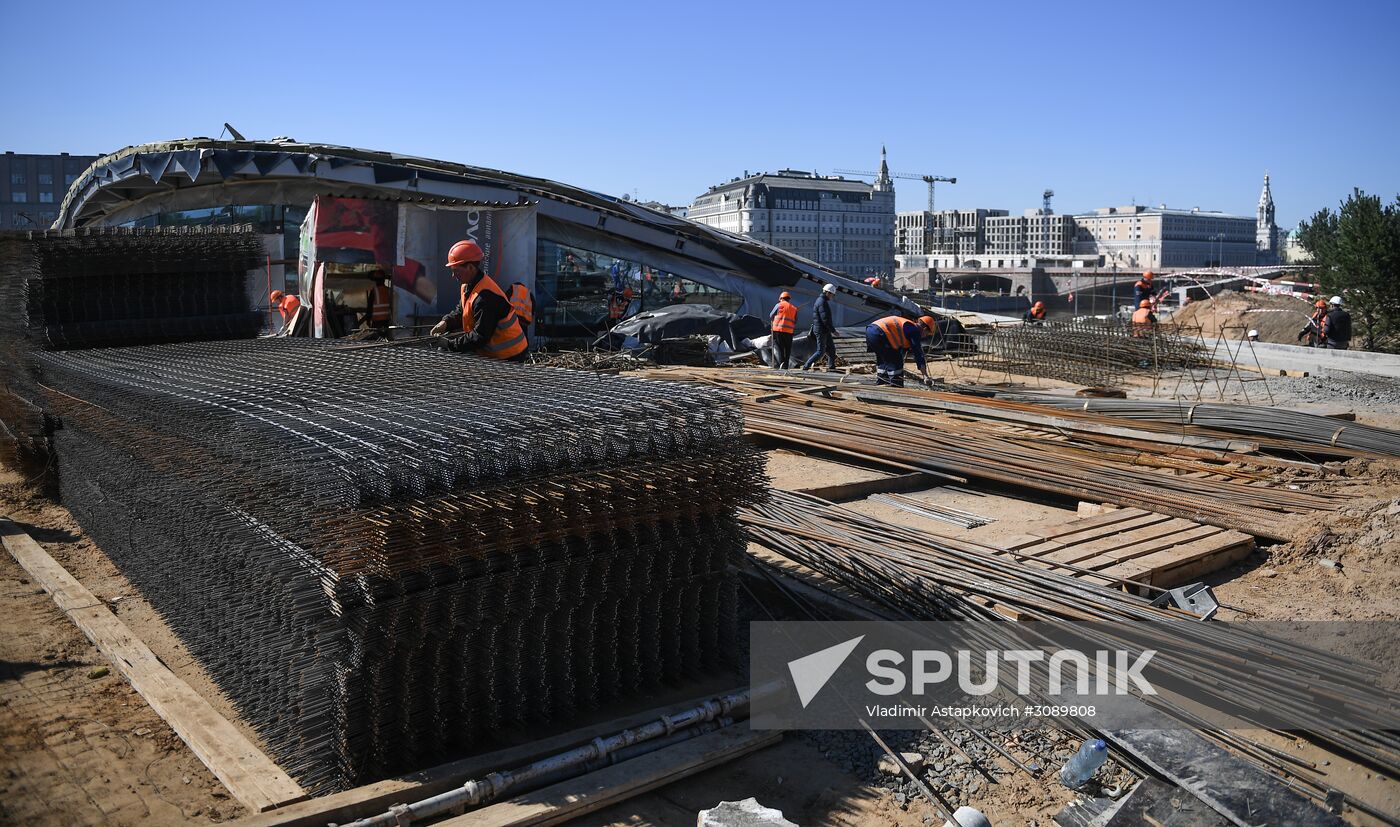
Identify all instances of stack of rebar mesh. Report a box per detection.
[35,338,763,793]
[0,227,264,473]
[970,319,1209,386]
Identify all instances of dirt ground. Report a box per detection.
[4,366,1400,826]
[1170,290,1322,345]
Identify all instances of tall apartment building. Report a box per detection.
[984,210,1073,257]
[689,150,896,280]
[895,208,1008,257]
[2,151,99,228]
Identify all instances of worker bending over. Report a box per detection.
[1024,301,1046,323]
[1297,299,1327,347]
[429,239,528,361]
[867,314,937,387]
[1130,299,1157,336]
[269,290,300,324]
[769,290,798,369]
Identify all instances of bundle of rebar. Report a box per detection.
[968,319,1209,386]
[989,392,1400,458]
[37,339,764,793]
[744,490,1400,817]
[0,226,264,473]
[868,493,992,528]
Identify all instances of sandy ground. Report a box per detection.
[1170,291,1322,345]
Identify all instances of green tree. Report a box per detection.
[1297,189,1400,351]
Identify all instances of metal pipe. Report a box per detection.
[336,690,751,827]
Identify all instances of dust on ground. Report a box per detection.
[0,473,239,826]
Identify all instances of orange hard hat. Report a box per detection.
[623,287,634,298]
[446,239,484,266]
[780,291,791,299]
[269,290,284,302]
[919,315,938,333]
[1314,299,1327,308]
[1143,271,1154,280]
[1139,299,1152,308]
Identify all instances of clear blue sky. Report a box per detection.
[4,0,1397,229]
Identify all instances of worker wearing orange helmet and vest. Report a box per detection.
[769,290,798,369]
[866,314,937,387]
[269,290,301,325]
[1130,299,1157,336]
[429,239,528,360]
[1023,300,1047,323]
[367,277,392,334]
[1297,299,1327,347]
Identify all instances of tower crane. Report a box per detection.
[833,168,958,213]
[1043,189,1054,213]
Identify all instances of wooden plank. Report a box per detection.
[1104,533,1254,587]
[0,517,306,813]
[1021,507,1151,542]
[235,686,749,827]
[1033,520,1215,569]
[1013,513,1175,559]
[438,727,782,827]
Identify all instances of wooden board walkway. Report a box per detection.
[0,517,307,813]
[988,506,1254,591]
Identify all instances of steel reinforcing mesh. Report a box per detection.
[37,338,766,792]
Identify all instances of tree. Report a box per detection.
[1297,189,1400,351]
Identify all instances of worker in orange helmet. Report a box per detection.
[269,289,301,325]
[1130,298,1157,337]
[866,314,938,387]
[1297,299,1328,347]
[429,239,528,361]
[769,290,799,369]
[1023,300,1047,324]
[1133,271,1155,306]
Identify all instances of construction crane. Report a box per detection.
[1043,189,1055,213]
[833,168,958,213]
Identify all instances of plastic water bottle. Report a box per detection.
[1059,739,1108,788]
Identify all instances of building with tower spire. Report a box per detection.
[1256,173,1281,265]
[687,147,897,280]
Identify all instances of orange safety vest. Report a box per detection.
[771,299,797,334]
[279,294,301,322]
[370,284,391,322]
[509,283,534,325]
[1028,305,1046,321]
[873,316,913,351]
[461,275,528,359]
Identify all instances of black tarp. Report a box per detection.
[609,304,768,350]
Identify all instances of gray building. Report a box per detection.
[689,150,897,280]
[1071,205,1258,269]
[2,151,98,228]
[896,208,1008,258]
[985,210,1074,257]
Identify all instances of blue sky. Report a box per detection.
[4,0,1397,229]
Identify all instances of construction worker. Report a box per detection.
[866,315,937,387]
[863,276,883,289]
[269,290,300,324]
[429,239,528,361]
[769,290,798,369]
[801,283,838,371]
[1246,329,1260,343]
[508,281,535,335]
[1297,299,1328,347]
[1321,295,1352,350]
[367,277,392,334]
[1130,298,1157,336]
[607,288,628,325]
[1133,271,1155,306]
[1023,300,1047,324]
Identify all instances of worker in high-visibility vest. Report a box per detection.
[269,290,301,325]
[508,282,534,333]
[769,290,798,369]
[866,314,937,387]
[367,278,392,334]
[429,240,528,361]
[1133,271,1155,306]
[1023,301,1047,323]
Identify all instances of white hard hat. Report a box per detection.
[1247,329,1259,338]
[1329,295,1343,305]
[822,283,836,295]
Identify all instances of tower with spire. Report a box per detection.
[872,146,896,278]
[1256,173,1280,265]
[874,145,894,193]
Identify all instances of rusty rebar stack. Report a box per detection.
[969,319,1209,386]
[38,339,764,793]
